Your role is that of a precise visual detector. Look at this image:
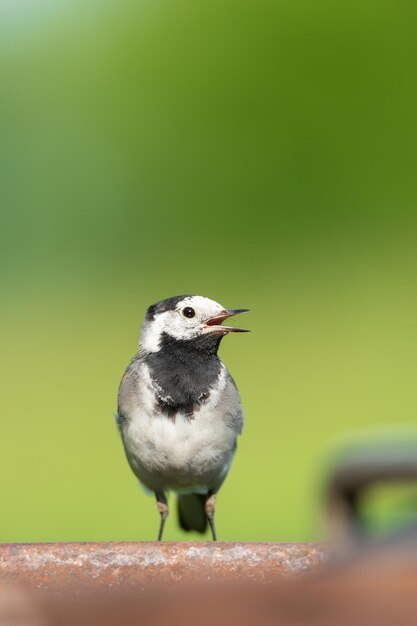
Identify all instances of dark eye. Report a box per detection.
[182,307,195,318]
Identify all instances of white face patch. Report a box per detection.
[139,296,227,353]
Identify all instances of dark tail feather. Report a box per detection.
[177,493,207,534]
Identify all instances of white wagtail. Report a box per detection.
[117,295,249,540]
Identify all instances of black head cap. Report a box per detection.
[146,295,193,322]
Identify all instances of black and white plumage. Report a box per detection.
[117,295,249,540]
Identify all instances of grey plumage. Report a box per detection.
[116,295,249,540]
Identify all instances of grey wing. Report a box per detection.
[116,356,144,432]
[222,371,244,435]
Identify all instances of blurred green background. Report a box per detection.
[1,0,417,542]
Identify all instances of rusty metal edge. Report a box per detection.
[0,542,326,590]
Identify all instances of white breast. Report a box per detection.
[121,365,241,493]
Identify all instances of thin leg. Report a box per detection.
[155,491,169,541]
[205,492,217,541]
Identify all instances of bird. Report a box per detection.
[116,294,249,541]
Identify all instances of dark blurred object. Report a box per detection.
[324,430,417,553]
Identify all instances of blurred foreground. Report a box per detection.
[2,431,417,624]
[2,549,417,626]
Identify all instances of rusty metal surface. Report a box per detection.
[0,542,326,591]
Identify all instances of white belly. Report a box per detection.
[121,368,239,492]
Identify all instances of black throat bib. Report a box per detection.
[146,332,223,418]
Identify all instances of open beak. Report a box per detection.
[205,308,250,333]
